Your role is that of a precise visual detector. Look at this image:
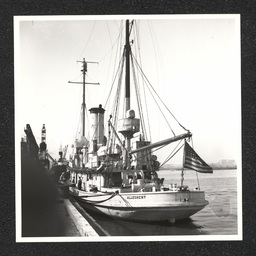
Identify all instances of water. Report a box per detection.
[80,169,238,236]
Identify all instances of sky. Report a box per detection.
[15,15,241,165]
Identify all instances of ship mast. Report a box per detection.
[69,58,99,137]
[125,19,131,111]
[82,58,87,136]
[121,20,192,168]
[125,19,132,168]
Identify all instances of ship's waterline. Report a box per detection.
[75,169,238,236]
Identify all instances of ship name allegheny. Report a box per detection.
[126,195,146,200]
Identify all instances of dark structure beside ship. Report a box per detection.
[21,124,70,236]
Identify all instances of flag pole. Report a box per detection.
[181,169,184,187]
[181,139,186,187]
[195,170,200,190]
[191,138,200,190]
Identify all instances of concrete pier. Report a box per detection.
[64,199,99,237]
[53,198,81,236]
[20,123,108,237]
[64,198,110,237]
[21,152,107,236]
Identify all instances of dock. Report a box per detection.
[20,123,109,237]
[63,197,110,236]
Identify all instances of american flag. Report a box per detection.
[183,141,213,173]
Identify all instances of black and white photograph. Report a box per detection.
[14,15,241,242]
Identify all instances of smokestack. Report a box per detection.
[89,105,105,150]
[59,144,63,160]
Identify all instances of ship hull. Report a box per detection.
[69,187,208,222]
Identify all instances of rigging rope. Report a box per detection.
[78,191,118,204]
[190,137,200,190]
[131,53,176,136]
[104,51,125,152]
[117,194,133,207]
[160,140,184,168]
[131,143,166,164]
[106,21,113,46]
[103,50,125,110]
[130,55,147,140]
[100,21,124,106]
[132,55,190,133]
[78,20,96,60]
[85,104,90,139]
[74,85,83,141]
[134,21,151,141]
[147,20,161,92]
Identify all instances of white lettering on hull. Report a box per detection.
[126,195,146,199]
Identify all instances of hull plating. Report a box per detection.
[70,188,208,222]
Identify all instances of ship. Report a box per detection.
[68,19,213,223]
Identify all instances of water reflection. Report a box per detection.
[83,208,207,236]
[209,195,231,217]
[76,169,238,236]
